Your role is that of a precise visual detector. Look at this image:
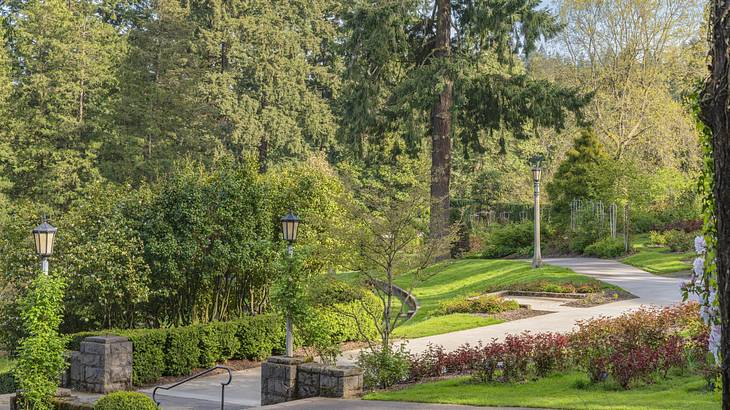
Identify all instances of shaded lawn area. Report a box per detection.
[365,372,720,410]
[622,234,693,275]
[385,259,615,338]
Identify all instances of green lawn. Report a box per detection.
[385,259,614,338]
[622,234,693,275]
[365,372,720,410]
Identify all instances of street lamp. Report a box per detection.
[532,164,542,268]
[280,210,301,357]
[32,217,57,275]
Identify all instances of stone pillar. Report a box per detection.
[69,336,132,393]
[261,356,302,406]
[318,365,363,399]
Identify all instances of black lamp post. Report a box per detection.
[32,217,57,275]
[531,163,542,268]
[280,210,300,357]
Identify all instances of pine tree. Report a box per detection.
[6,0,121,207]
[191,0,340,172]
[103,0,213,183]
[340,0,586,245]
[0,24,14,199]
[546,129,610,211]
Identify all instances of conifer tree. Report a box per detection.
[546,129,610,211]
[340,0,586,244]
[5,0,121,207]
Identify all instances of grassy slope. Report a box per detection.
[387,259,612,338]
[622,234,693,275]
[365,372,720,410]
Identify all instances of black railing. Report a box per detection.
[152,365,232,410]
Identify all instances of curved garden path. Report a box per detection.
[385,257,693,355]
[142,258,693,408]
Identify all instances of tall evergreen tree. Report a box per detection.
[103,0,213,183]
[0,25,13,199]
[190,0,340,172]
[340,0,587,244]
[4,0,121,207]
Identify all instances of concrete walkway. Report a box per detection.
[133,258,688,409]
[384,257,689,354]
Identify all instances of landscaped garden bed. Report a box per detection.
[374,259,624,338]
[361,303,719,409]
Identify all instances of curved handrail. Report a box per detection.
[369,279,420,321]
[152,365,232,409]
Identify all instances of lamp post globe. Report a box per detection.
[32,217,57,275]
[280,210,301,357]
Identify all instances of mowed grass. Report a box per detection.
[384,259,613,338]
[365,372,720,410]
[622,234,693,275]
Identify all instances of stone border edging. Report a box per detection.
[487,290,588,299]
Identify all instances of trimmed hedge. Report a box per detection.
[67,314,284,386]
[94,391,157,410]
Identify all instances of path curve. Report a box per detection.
[348,257,693,357]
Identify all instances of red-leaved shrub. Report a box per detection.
[404,303,704,390]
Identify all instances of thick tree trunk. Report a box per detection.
[701,2,730,407]
[429,0,453,248]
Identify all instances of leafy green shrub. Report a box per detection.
[0,371,16,394]
[584,237,625,258]
[439,295,519,315]
[235,314,285,361]
[358,346,411,389]
[664,229,695,252]
[648,231,667,246]
[119,329,167,386]
[94,392,157,410]
[481,221,552,258]
[198,321,240,368]
[14,274,68,410]
[165,326,201,376]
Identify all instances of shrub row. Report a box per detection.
[67,314,285,385]
[492,280,600,294]
[403,303,705,389]
[438,295,519,315]
[583,237,625,258]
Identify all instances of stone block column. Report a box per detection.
[69,336,132,393]
[261,356,303,405]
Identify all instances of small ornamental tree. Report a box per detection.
[13,273,67,410]
[336,162,455,351]
[546,129,611,213]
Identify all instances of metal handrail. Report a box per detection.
[152,365,232,410]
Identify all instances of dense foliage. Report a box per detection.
[438,295,519,315]
[94,392,157,410]
[13,274,67,410]
[0,158,346,348]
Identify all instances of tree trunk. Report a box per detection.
[429,0,453,249]
[700,2,730,407]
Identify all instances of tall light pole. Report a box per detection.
[32,217,57,275]
[280,210,301,357]
[532,166,542,268]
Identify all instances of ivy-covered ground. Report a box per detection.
[365,371,720,410]
[622,234,693,275]
[342,259,620,339]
